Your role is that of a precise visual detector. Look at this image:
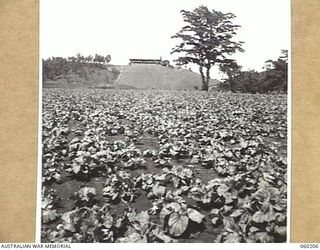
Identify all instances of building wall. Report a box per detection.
[129,59,170,66]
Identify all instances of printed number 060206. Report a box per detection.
[300,244,319,248]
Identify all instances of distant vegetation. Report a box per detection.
[42,48,288,93]
[219,50,288,94]
[43,53,112,81]
[42,53,219,90]
[42,53,120,88]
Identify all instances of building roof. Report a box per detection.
[129,59,162,61]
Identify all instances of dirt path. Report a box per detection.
[113,65,123,86]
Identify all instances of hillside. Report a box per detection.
[114,65,219,90]
[43,63,219,90]
[43,63,120,88]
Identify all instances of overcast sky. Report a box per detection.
[41,0,290,76]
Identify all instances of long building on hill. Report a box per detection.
[129,57,170,67]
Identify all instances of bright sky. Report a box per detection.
[41,0,290,77]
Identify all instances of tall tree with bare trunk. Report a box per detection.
[171,6,244,91]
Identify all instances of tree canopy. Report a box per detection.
[219,50,288,93]
[171,5,244,91]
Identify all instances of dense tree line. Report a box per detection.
[219,50,288,93]
[43,53,111,81]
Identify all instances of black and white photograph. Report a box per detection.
[40,0,290,243]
